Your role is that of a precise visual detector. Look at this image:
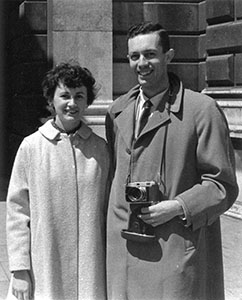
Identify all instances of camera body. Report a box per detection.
[125,181,160,204]
[121,181,162,242]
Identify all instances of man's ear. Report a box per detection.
[165,49,175,64]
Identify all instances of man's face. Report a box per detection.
[128,32,173,97]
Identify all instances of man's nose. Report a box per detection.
[138,55,148,67]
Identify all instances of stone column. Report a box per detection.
[48,0,112,138]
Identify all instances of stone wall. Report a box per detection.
[113,0,207,99]
[203,0,242,298]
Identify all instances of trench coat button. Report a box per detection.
[126,148,131,155]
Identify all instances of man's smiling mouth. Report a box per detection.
[138,69,153,77]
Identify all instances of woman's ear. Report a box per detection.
[47,99,55,114]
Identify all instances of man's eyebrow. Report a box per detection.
[129,49,157,53]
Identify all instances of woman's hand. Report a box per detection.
[12,270,33,300]
[138,200,184,227]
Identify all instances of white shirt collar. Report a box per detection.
[137,87,168,116]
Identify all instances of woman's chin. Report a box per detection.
[61,116,80,127]
[65,113,80,121]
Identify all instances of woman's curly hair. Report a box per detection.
[42,61,99,106]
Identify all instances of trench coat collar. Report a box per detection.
[39,119,92,141]
[113,73,183,148]
[111,73,183,116]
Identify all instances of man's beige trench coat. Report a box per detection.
[105,74,238,300]
[6,120,110,300]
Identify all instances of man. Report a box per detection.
[105,22,238,300]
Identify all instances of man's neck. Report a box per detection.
[142,85,169,99]
[142,79,169,99]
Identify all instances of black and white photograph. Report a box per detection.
[0,1,242,300]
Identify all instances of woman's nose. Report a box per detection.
[68,97,77,106]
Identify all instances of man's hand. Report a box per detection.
[12,270,33,300]
[138,200,184,227]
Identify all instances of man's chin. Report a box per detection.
[138,78,152,89]
[138,77,148,85]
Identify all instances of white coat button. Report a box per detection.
[126,148,131,155]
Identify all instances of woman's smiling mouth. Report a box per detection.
[65,109,78,115]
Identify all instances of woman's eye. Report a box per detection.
[76,95,84,100]
[60,93,70,99]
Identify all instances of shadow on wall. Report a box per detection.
[0,0,52,200]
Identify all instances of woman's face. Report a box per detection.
[52,82,88,131]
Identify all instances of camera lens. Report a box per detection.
[127,187,145,202]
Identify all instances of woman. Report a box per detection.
[6,62,110,300]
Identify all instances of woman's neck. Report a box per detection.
[52,118,82,134]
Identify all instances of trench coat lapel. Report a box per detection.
[137,90,171,139]
[138,109,170,138]
[112,75,183,148]
[137,76,183,139]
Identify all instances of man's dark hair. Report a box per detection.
[42,61,98,106]
[127,22,170,53]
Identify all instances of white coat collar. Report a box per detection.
[39,119,93,141]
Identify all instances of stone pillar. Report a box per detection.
[48,0,112,138]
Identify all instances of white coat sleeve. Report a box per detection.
[6,139,31,271]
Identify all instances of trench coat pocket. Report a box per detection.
[183,224,203,253]
[154,218,199,253]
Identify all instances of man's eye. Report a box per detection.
[144,52,156,59]
[130,54,140,61]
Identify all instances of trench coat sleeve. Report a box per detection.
[176,101,238,231]
[6,139,31,271]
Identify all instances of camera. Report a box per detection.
[121,181,162,242]
[125,181,160,204]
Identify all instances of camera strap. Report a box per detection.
[160,102,170,195]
